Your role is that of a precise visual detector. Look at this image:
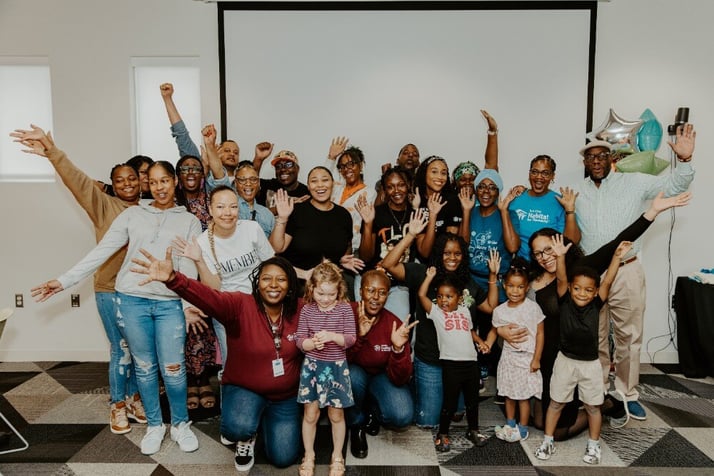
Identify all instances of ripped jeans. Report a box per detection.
[116,292,188,427]
[95,292,138,403]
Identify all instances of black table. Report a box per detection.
[674,276,714,378]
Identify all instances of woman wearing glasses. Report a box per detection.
[507,155,581,260]
[326,138,376,255]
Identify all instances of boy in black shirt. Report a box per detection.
[535,235,632,465]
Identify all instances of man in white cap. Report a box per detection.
[573,125,696,421]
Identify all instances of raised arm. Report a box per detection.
[324,136,349,171]
[415,193,444,259]
[160,83,201,159]
[482,109,499,171]
[201,124,226,180]
[599,241,632,301]
[268,189,294,252]
[381,209,428,281]
[458,186,475,242]
[557,186,581,245]
[498,188,521,254]
[417,266,436,314]
[476,249,501,313]
[550,234,572,298]
[355,194,377,261]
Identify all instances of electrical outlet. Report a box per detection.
[15,294,23,308]
[71,294,80,307]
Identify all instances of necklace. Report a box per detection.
[264,305,283,351]
[388,205,408,231]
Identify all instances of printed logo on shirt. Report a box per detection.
[444,312,470,332]
[514,208,550,224]
[373,344,392,352]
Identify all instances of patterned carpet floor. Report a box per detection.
[0,362,713,475]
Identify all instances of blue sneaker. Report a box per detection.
[480,365,489,380]
[627,401,647,421]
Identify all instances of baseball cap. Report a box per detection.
[270,150,299,167]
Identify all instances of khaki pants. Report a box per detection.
[598,260,646,400]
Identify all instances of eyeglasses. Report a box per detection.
[584,152,610,162]
[364,287,388,298]
[529,169,553,178]
[533,246,555,260]
[274,161,295,170]
[235,176,259,185]
[179,166,202,174]
[337,160,359,171]
[476,184,499,193]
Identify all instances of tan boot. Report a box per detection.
[125,393,147,424]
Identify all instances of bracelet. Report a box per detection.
[677,155,692,162]
[488,280,498,284]
[565,210,575,215]
[276,220,287,225]
[487,129,498,136]
[392,345,405,354]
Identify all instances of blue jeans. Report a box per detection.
[212,318,227,375]
[412,357,465,428]
[96,292,138,403]
[346,364,413,429]
[221,384,302,468]
[116,292,188,427]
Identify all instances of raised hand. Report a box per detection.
[173,235,202,263]
[498,186,519,210]
[340,254,365,274]
[131,247,176,285]
[410,188,421,210]
[487,249,501,274]
[254,141,274,162]
[425,266,437,279]
[649,191,691,216]
[614,241,633,258]
[406,208,429,236]
[159,83,174,98]
[550,234,572,257]
[391,318,418,349]
[356,301,376,337]
[30,279,64,302]
[426,193,446,217]
[10,124,53,156]
[667,123,696,160]
[274,189,294,220]
[355,193,375,223]
[458,186,475,212]
[201,124,217,147]
[328,136,349,160]
[481,109,498,132]
[556,186,579,213]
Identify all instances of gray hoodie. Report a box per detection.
[58,202,201,300]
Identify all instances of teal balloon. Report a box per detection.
[637,108,663,152]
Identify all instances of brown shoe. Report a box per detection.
[126,393,147,424]
[110,401,131,434]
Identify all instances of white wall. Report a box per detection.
[0,0,220,360]
[0,0,710,362]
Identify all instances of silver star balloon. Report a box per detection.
[587,108,644,153]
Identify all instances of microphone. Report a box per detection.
[667,107,689,135]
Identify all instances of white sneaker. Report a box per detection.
[234,437,256,471]
[534,440,555,460]
[220,434,236,446]
[583,442,601,464]
[141,424,166,455]
[170,421,199,452]
[500,425,522,443]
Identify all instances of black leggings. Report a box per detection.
[439,360,480,435]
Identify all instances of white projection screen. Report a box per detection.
[220,2,596,188]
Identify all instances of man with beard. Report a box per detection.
[574,125,696,421]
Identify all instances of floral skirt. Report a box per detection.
[184,319,217,376]
[297,357,354,408]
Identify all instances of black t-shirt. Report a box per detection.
[361,204,417,272]
[558,291,602,361]
[281,201,352,270]
[257,178,310,208]
[404,262,488,365]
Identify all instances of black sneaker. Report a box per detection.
[494,395,505,405]
[365,413,380,436]
[234,437,256,472]
[465,429,488,447]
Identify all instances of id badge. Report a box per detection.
[272,358,285,377]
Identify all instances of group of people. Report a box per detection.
[12,83,697,472]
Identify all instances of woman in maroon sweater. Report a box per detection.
[133,252,303,471]
[346,270,416,459]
